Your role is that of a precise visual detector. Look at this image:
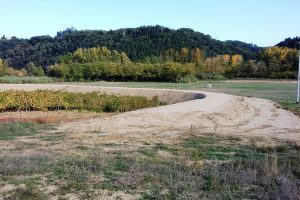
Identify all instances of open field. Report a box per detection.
[0,0,299,198]
[0,82,300,199]
[0,123,299,199]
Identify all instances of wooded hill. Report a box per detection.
[0,26,299,81]
[0,26,260,69]
[276,37,300,49]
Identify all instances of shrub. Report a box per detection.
[177,74,198,83]
[0,90,159,113]
[197,72,226,80]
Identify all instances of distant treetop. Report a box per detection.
[276,37,300,49]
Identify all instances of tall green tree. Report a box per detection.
[26,62,45,76]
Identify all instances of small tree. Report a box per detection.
[180,48,189,63]
[191,48,204,67]
[120,52,131,64]
[26,62,45,76]
[0,58,7,76]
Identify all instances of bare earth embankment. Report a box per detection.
[1,84,300,145]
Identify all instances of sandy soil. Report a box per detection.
[1,84,300,145]
[0,111,113,124]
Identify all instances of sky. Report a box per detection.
[0,0,299,46]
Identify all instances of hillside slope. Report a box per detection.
[0,26,260,68]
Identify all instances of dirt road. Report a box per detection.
[1,84,300,145]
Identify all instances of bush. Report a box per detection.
[176,74,198,83]
[197,72,226,80]
[26,62,45,76]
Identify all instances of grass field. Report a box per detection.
[0,122,299,199]
[0,76,60,84]
[0,122,51,140]
[54,80,300,114]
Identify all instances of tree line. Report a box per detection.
[46,45,298,82]
[1,45,298,81]
[276,37,300,49]
[0,26,260,69]
[48,47,196,82]
[0,26,298,81]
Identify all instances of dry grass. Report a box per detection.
[0,110,112,124]
[0,122,50,140]
[0,123,299,199]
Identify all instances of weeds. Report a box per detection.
[0,76,60,84]
[6,183,48,200]
[0,153,51,176]
[0,122,50,140]
[0,134,299,199]
[143,136,300,199]
[39,134,65,141]
[139,148,157,158]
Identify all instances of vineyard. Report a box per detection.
[0,90,159,112]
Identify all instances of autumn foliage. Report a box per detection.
[0,90,159,112]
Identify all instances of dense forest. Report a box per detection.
[0,26,260,68]
[0,26,299,82]
[276,37,300,49]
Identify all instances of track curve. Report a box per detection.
[1,84,300,144]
